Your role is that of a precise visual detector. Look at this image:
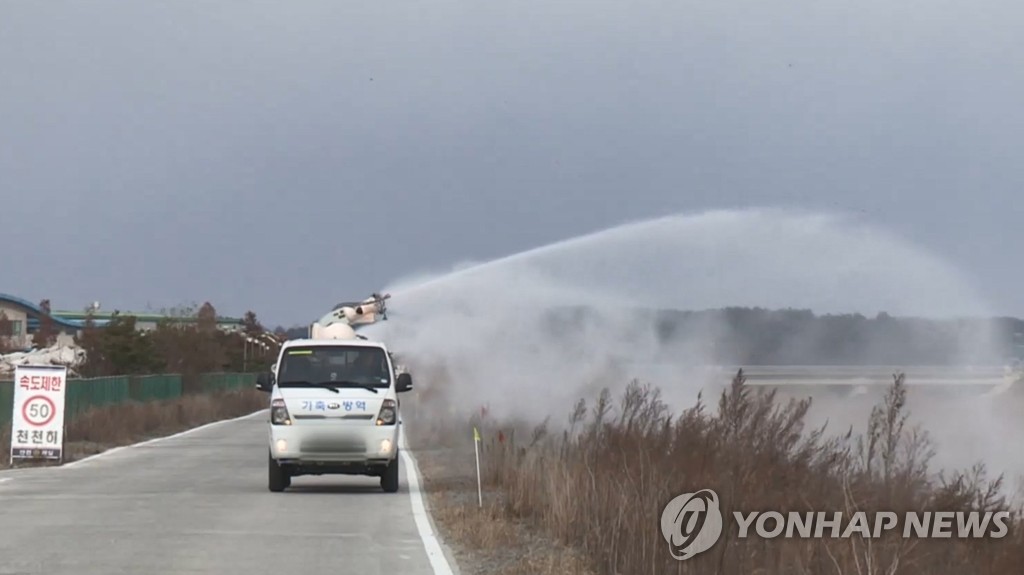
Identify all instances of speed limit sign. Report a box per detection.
[10,364,67,463]
[22,395,57,426]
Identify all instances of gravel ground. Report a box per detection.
[413,443,595,575]
[405,405,596,575]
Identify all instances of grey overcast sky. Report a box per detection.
[2,0,1021,327]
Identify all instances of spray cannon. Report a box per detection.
[305,292,408,377]
[309,293,391,340]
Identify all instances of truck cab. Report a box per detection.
[256,337,414,493]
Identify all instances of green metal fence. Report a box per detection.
[0,372,256,426]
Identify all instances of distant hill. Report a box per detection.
[272,325,310,341]
[655,307,1022,365]
[274,307,1024,366]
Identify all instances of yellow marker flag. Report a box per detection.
[472,425,483,507]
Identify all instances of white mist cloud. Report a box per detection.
[364,207,1021,493]
[367,207,996,405]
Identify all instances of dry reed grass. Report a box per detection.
[412,370,1024,574]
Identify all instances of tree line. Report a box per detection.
[74,302,282,379]
[548,306,1024,365]
[269,305,1024,365]
[8,301,1022,369]
[1,300,282,381]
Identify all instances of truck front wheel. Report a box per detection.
[268,452,291,492]
[381,451,400,493]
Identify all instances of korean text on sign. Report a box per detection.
[18,374,64,392]
[9,365,67,462]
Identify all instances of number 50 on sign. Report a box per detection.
[10,364,67,463]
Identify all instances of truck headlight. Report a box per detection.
[271,398,292,425]
[376,399,397,426]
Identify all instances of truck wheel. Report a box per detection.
[268,452,290,492]
[380,451,400,493]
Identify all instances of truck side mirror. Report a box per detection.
[256,371,274,392]
[396,372,413,393]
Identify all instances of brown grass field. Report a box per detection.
[4,363,1021,574]
[407,370,1024,575]
[0,388,266,469]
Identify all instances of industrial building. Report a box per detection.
[0,292,244,350]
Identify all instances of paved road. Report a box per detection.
[0,412,457,575]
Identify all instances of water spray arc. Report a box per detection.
[357,208,1024,491]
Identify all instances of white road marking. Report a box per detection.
[62,409,268,469]
[400,426,457,575]
[0,410,269,481]
[157,529,374,539]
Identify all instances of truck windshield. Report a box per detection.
[277,345,391,389]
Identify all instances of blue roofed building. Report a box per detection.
[0,293,243,351]
[0,293,91,350]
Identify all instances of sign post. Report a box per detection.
[10,364,67,465]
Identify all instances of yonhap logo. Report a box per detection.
[659,488,1011,561]
[660,489,724,560]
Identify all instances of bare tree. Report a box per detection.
[34,298,59,348]
[242,310,263,337]
[0,310,14,353]
[197,302,217,334]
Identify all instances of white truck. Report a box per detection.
[256,294,414,493]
